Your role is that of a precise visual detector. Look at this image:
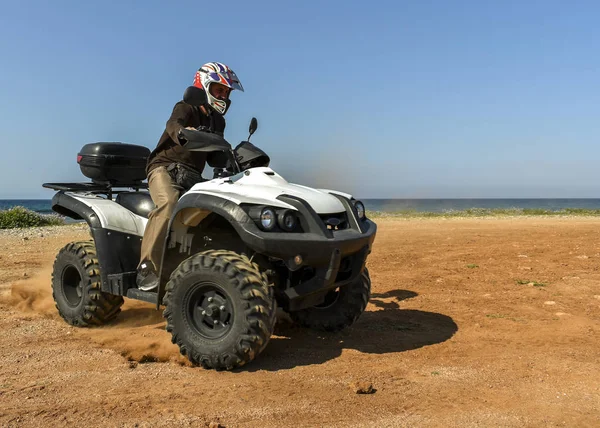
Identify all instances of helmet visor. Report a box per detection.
[206,70,244,92]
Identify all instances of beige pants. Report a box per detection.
[138,166,180,272]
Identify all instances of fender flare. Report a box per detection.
[51,192,101,228]
[155,192,258,308]
[51,192,142,294]
[51,192,109,287]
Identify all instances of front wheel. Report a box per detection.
[163,250,276,370]
[290,268,371,332]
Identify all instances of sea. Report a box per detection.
[3,198,600,214]
[363,198,600,213]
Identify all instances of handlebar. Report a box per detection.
[178,127,241,174]
[178,128,232,152]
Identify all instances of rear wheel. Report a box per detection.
[163,250,276,370]
[290,268,371,332]
[52,241,124,327]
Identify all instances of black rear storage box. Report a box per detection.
[78,142,150,185]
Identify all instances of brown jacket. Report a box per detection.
[146,101,226,175]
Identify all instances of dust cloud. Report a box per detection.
[3,264,188,366]
[3,266,57,315]
[79,300,190,366]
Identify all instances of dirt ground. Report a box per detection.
[1,218,599,427]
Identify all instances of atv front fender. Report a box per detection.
[157,192,377,310]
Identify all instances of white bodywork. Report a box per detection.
[68,167,352,236]
[66,192,148,237]
[187,167,347,214]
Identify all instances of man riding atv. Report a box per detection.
[43,69,376,370]
[137,62,245,291]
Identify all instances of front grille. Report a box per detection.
[319,212,349,231]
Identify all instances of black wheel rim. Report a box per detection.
[314,288,340,309]
[186,282,233,339]
[62,265,83,307]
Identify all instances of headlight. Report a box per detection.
[278,209,297,232]
[260,207,276,230]
[245,205,302,232]
[353,200,366,220]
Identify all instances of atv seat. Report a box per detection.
[115,192,155,218]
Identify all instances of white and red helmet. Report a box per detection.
[193,62,244,114]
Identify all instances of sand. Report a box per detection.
[1,218,599,427]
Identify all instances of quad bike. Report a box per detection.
[43,86,377,370]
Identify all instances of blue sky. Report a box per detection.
[0,0,598,199]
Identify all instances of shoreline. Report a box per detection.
[4,205,600,232]
[367,209,600,219]
[2,215,600,239]
[368,214,600,220]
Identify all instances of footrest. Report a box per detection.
[126,288,159,304]
[108,272,137,295]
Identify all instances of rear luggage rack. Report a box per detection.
[43,181,148,194]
